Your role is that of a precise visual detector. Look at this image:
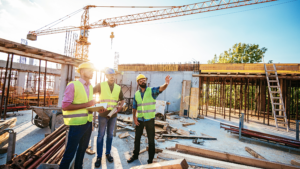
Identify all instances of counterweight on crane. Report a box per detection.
[27,0,276,61]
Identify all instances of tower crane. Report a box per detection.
[27,0,276,61]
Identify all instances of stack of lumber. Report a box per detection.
[132,144,297,169]
[0,118,17,150]
[155,144,297,169]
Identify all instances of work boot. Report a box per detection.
[106,154,114,163]
[127,156,138,163]
[95,157,101,168]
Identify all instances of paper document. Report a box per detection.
[86,103,108,112]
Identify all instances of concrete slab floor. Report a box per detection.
[1,110,300,168]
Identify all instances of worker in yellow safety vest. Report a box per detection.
[127,74,172,164]
[60,62,106,169]
[93,68,125,168]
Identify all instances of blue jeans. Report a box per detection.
[60,122,92,169]
[97,116,117,158]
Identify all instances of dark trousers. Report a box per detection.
[133,119,155,163]
[60,122,92,169]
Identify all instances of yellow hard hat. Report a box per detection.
[136,74,146,82]
[77,62,95,73]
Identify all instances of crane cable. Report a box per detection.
[35,8,84,33]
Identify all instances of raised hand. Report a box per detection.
[165,75,172,85]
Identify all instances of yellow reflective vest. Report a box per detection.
[135,87,156,120]
[99,81,121,110]
[62,81,93,125]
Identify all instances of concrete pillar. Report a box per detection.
[54,76,60,95]
[17,72,26,95]
[58,64,75,107]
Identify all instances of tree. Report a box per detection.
[207,43,267,64]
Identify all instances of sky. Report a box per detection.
[0,0,299,71]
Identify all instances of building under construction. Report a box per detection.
[117,63,300,131]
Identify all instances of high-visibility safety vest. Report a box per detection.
[135,87,156,120]
[99,81,121,110]
[62,81,93,126]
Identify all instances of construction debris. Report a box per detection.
[130,158,188,169]
[291,159,300,166]
[119,132,130,139]
[192,138,204,145]
[188,129,195,135]
[146,146,163,153]
[157,150,257,169]
[221,123,300,148]
[182,123,195,127]
[0,118,17,148]
[86,147,95,155]
[245,147,266,160]
[139,148,147,154]
[162,134,216,140]
[9,125,67,168]
[157,139,165,142]
[176,129,190,136]
[173,144,296,169]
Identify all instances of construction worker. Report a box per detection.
[60,62,106,169]
[93,68,125,168]
[127,74,172,164]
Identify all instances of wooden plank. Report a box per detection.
[176,129,189,136]
[245,147,266,160]
[130,158,188,169]
[189,87,199,118]
[175,144,297,169]
[118,132,130,139]
[157,150,259,169]
[155,126,166,133]
[182,123,195,127]
[162,135,216,140]
[155,120,169,126]
[291,159,300,166]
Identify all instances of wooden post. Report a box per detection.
[284,79,287,125]
[267,83,270,125]
[214,78,218,119]
[258,79,262,120]
[223,78,226,119]
[289,80,291,128]
[292,85,294,120]
[239,79,243,116]
[297,81,299,121]
[219,78,222,115]
[198,77,202,117]
[205,77,210,116]
[234,79,237,115]
[201,77,204,115]
[245,78,248,123]
[229,77,233,121]
[255,79,258,118]
[296,120,299,141]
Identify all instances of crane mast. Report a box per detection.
[27,0,277,61]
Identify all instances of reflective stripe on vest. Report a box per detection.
[62,81,93,125]
[99,81,121,110]
[135,87,156,120]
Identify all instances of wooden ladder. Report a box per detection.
[264,64,289,132]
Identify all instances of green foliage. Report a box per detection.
[208,43,267,64]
